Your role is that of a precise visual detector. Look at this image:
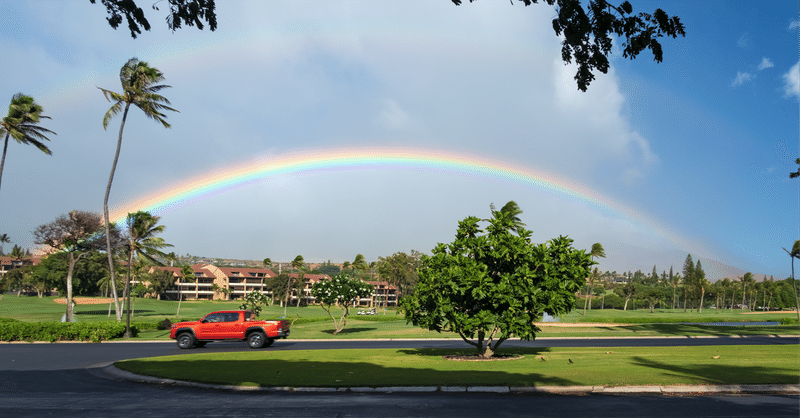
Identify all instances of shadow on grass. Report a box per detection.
[630,355,798,385]
[398,347,553,359]
[624,323,797,337]
[76,309,155,316]
[117,353,577,388]
[320,327,377,335]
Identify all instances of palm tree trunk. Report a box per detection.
[124,250,133,338]
[0,133,10,202]
[699,288,705,313]
[104,104,130,322]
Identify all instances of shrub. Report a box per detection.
[0,321,136,342]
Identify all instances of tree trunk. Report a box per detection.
[741,283,746,311]
[0,133,9,204]
[698,288,705,313]
[123,250,133,338]
[64,253,78,322]
[104,104,130,322]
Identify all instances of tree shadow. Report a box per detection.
[118,354,578,388]
[624,323,796,337]
[76,309,155,316]
[320,327,377,335]
[398,347,552,358]
[630,355,798,384]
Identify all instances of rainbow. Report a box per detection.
[109,146,698,253]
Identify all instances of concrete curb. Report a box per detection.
[100,364,800,395]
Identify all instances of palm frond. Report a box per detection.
[102,101,124,129]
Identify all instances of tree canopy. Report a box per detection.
[91,0,684,92]
[401,202,594,358]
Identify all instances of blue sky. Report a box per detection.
[0,0,797,280]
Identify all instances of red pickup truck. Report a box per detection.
[170,310,290,349]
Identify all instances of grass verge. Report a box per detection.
[115,345,799,388]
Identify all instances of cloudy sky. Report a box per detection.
[1,0,798,280]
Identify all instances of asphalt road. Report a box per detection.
[1,337,798,418]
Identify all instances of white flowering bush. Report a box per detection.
[311,274,374,335]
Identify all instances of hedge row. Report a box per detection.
[0,321,136,342]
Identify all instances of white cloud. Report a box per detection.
[783,61,800,99]
[736,33,751,48]
[731,71,753,87]
[376,99,410,130]
[757,57,774,71]
[789,21,799,30]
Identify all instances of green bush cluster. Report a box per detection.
[0,321,136,342]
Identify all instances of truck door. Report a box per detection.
[195,312,225,339]
[218,312,244,338]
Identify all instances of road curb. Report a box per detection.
[100,364,800,395]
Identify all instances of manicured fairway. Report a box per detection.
[115,345,799,388]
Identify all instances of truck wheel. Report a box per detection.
[176,332,196,349]
[263,338,275,348]
[247,331,267,349]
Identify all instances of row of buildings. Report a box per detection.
[147,264,399,307]
[0,256,399,307]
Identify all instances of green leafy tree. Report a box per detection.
[122,211,172,336]
[90,0,217,38]
[99,57,178,321]
[145,268,175,300]
[695,260,707,313]
[239,290,271,317]
[0,93,56,203]
[310,274,374,335]
[617,281,637,311]
[401,202,594,358]
[33,211,116,322]
[264,273,291,306]
[91,1,685,93]
[377,250,423,297]
[4,265,34,297]
[454,0,685,91]
[682,254,695,312]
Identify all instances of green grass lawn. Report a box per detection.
[114,345,800,388]
[2,296,798,340]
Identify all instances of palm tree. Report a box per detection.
[783,240,800,321]
[286,255,304,315]
[0,93,56,203]
[489,201,526,233]
[99,58,177,321]
[583,243,606,314]
[352,254,368,277]
[176,264,195,317]
[122,211,173,337]
[0,233,10,255]
[9,244,24,260]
